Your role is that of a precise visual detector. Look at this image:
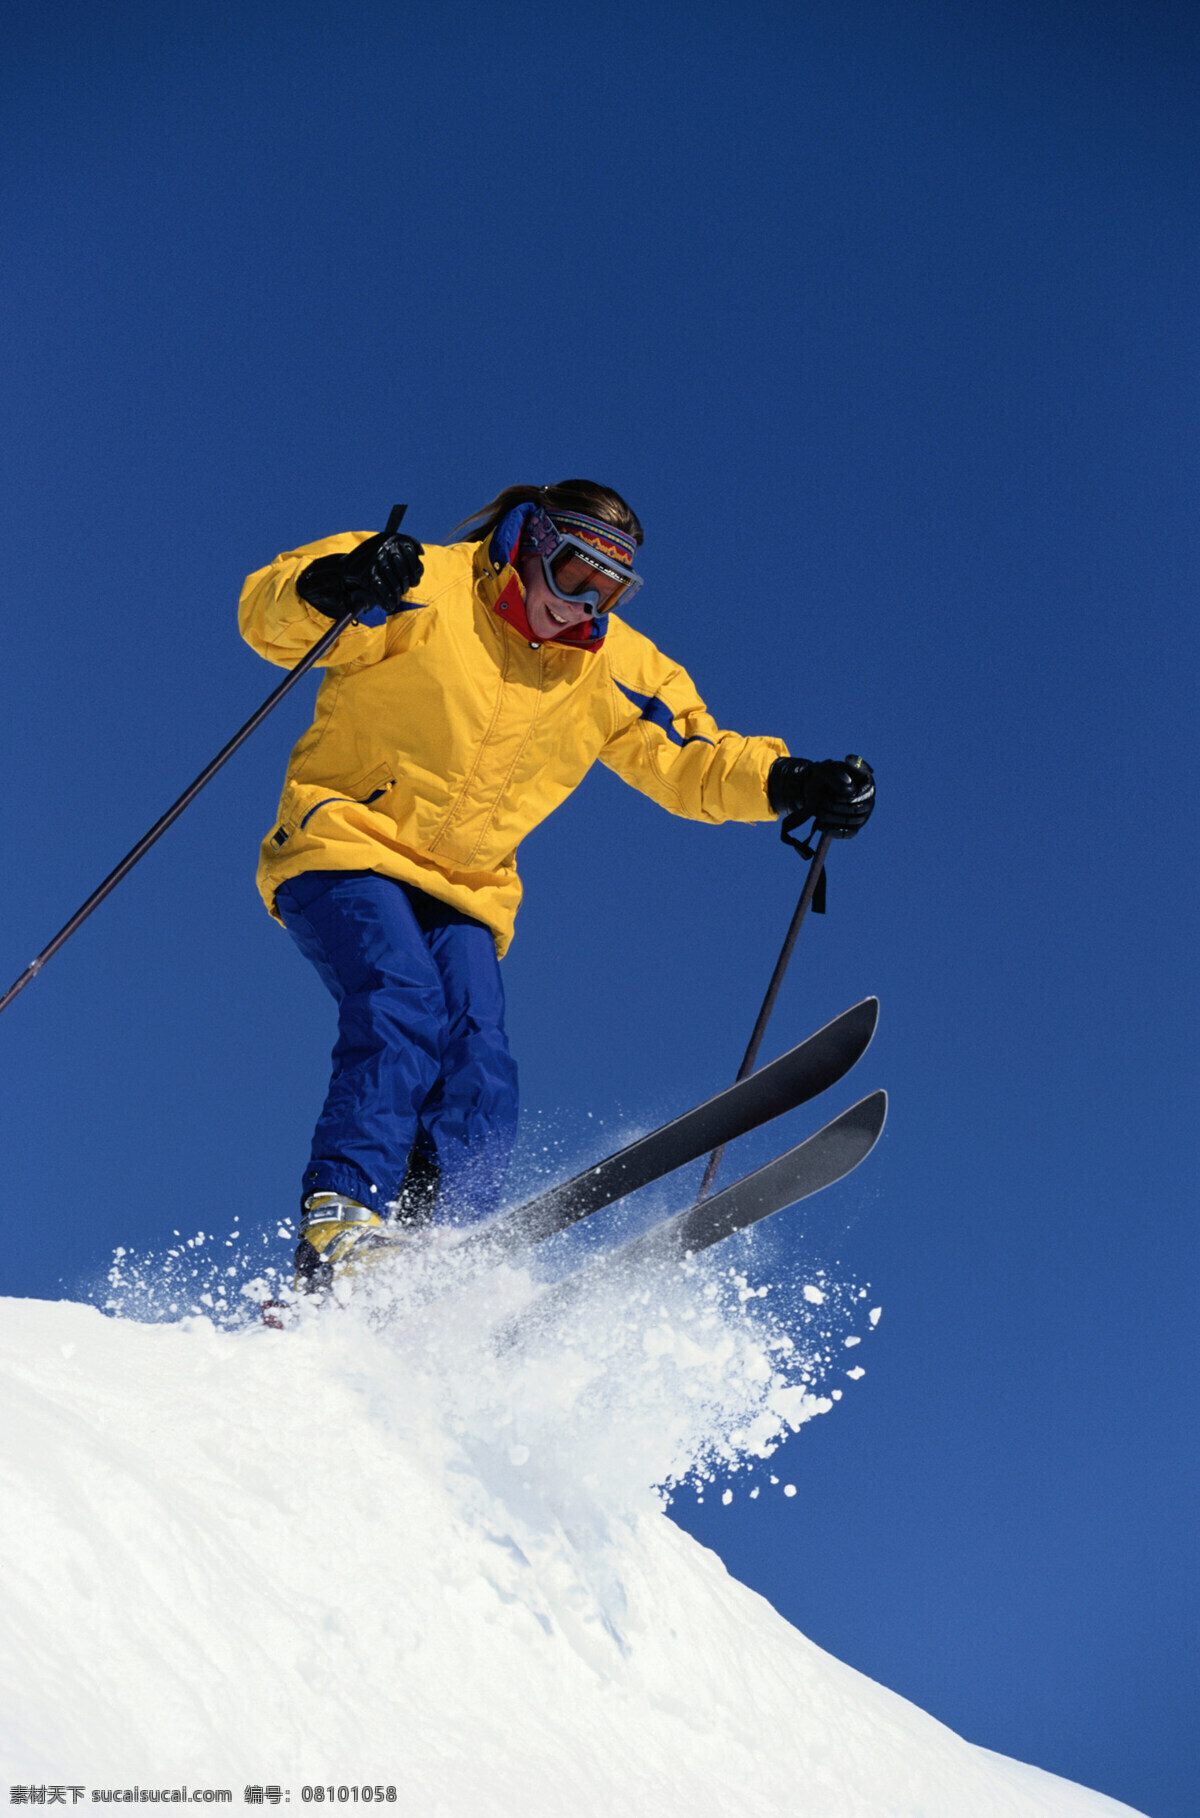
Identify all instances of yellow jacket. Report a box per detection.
[239,528,788,955]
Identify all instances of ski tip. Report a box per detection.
[825,994,880,1055]
[839,1086,887,1143]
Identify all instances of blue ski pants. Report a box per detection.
[275,870,519,1224]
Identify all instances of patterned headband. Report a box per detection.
[548,509,639,571]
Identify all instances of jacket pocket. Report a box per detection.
[342,761,396,805]
[267,768,396,849]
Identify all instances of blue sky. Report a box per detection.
[2,2,1196,1813]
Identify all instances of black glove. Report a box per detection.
[296,528,425,620]
[767,755,875,837]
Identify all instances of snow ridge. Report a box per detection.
[1,1247,1144,1815]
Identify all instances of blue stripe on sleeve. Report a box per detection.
[615,680,714,748]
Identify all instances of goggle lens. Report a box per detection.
[548,546,630,610]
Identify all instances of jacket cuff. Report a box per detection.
[766,756,813,816]
[296,554,350,620]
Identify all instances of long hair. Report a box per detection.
[453,479,644,547]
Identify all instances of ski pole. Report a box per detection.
[0,505,408,1018]
[694,830,832,1201]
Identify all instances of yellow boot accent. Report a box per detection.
[294,1195,420,1291]
[294,1195,383,1290]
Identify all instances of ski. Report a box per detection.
[465,997,879,1266]
[497,1089,887,1343]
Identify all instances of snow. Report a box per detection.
[1,1262,1145,1816]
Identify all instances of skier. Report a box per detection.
[239,481,874,1287]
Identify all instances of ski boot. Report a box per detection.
[293,1193,420,1293]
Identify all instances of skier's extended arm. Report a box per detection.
[239,526,425,671]
[599,626,876,836]
[598,625,787,823]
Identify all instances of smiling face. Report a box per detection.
[517,551,597,640]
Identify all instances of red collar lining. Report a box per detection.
[491,572,606,650]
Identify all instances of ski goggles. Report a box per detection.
[522,507,644,616]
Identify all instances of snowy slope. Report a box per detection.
[0,1260,1145,1816]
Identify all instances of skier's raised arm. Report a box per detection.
[239,521,426,670]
